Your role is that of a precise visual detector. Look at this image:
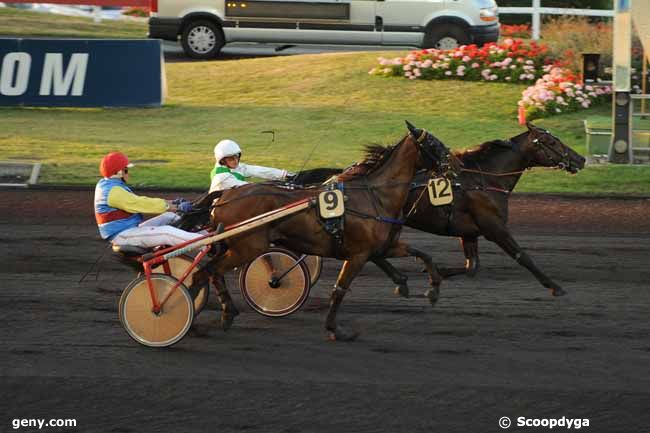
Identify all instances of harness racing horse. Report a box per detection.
[372,122,586,297]
[192,122,459,341]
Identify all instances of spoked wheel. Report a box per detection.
[165,255,209,315]
[239,248,311,317]
[303,255,323,287]
[119,275,194,348]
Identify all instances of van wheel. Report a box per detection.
[181,20,224,59]
[423,24,469,50]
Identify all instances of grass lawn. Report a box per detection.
[1,8,649,194]
[0,7,146,38]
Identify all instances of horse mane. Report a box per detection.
[453,139,514,165]
[337,142,400,181]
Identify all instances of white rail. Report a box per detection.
[499,0,614,40]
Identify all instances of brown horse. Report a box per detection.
[193,122,458,340]
[366,122,586,298]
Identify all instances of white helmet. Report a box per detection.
[214,139,242,164]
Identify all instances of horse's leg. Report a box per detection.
[326,256,368,342]
[437,237,480,278]
[482,223,566,297]
[371,257,410,298]
[191,243,263,331]
[462,237,480,276]
[382,242,443,306]
[210,272,239,331]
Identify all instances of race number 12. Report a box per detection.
[427,177,453,206]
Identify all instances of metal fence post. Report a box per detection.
[532,0,541,40]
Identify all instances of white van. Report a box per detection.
[149,0,499,59]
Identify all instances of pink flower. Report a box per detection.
[471,63,480,68]
[462,56,472,62]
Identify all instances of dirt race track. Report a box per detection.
[1,189,650,433]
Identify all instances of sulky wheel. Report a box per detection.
[238,248,311,317]
[119,274,194,348]
[165,255,209,315]
[303,255,323,287]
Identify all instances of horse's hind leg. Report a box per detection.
[483,225,566,297]
[210,273,239,331]
[371,257,410,298]
[326,256,368,342]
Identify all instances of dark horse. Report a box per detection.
[191,122,459,340]
[302,122,587,298]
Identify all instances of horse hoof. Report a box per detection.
[552,288,567,297]
[394,285,410,298]
[327,326,360,342]
[220,306,239,331]
[425,287,440,306]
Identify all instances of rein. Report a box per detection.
[459,167,528,177]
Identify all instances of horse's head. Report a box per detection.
[523,122,585,174]
[405,121,463,175]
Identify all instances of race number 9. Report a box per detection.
[427,177,453,206]
[318,190,345,218]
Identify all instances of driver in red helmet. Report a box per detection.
[94,152,202,248]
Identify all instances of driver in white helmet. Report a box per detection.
[209,139,293,193]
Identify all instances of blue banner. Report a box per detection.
[0,39,165,107]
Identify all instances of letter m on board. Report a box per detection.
[39,53,89,96]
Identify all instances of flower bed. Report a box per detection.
[369,38,613,120]
[519,67,612,120]
[369,39,551,84]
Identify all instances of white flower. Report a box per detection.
[445,70,452,76]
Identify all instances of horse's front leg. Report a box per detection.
[482,223,566,297]
[437,236,480,278]
[326,255,368,342]
[382,242,443,306]
[371,257,410,298]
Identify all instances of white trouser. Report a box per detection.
[112,212,202,248]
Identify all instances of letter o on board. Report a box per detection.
[1,52,31,96]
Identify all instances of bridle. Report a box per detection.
[412,129,452,175]
[531,129,573,170]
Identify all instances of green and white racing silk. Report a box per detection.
[209,163,288,193]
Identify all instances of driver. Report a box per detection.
[94,151,202,249]
[209,139,294,193]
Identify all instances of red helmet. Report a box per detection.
[100,152,133,178]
